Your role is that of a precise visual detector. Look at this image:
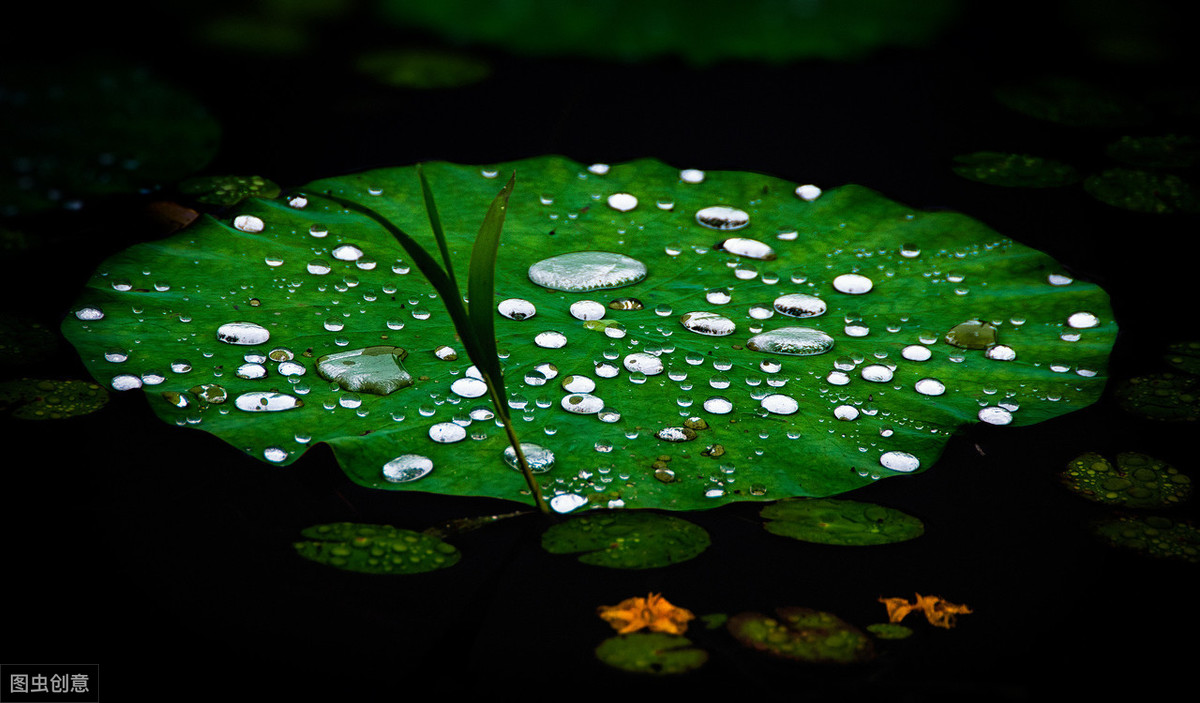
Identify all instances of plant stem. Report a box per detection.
[484,371,550,515]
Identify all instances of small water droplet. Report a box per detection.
[451,377,489,398]
[679,169,705,183]
[498,298,537,320]
[703,396,733,414]
[535,331,568,349]
[606,192,637,211]
[715,237,775,260]
[794,184,822,201]
[832,273,873,294]
[696,206,749,231]
[680,311,736,336]
[945,320,997,350]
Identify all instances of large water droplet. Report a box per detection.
[832,273,873,294]
[715,237,775,260]
[880,451,920,472]
[680,311,736,336]
[914,378,946,396]
[623,352,664,375]
[747,327,835,356]
[233,215,264,232]
[429,422,467,443]
[503,443,556,473]
[703,397,733,414]
[234,391,303,412]
[217,322,270,345]
[794,184,822,201]
[315,346,412,395]
[773,293,827,319]
[978,406,1014,425]
[383,454,434,482]
[901,344,932,361]
[861,364,894,382]
[534,331,568,348]
[760,394,799,415]
[450,376,489,398]
[498,298,536,320]
[1067,311,1100,329]
[606,193,637,212]
[569,300,607,321]
[550,493,587,513]
[695,206,749,231]
[528,251,647,292]
[561,393,604,414]
[331,244,364,261]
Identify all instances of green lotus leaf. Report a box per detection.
[378,0,960,64]
[541,511,710,569]
[0,378,109,420]
[727,607,874,663]
[60,156,1116,511]
[293,522,460,574]
[178,175,282,208]
[1061,451,1191,508]
[1105,134,1200,168]
[0,62,219,217]
[1117,373,1200,421]
[951,152,1080,188]
[760,498,924,546]
[594,633,708,674]
[1092,515,1200,563]
[1083,168,1200,214]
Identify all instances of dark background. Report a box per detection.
[3,2,1197,700]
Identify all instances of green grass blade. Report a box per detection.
[415,163,459,291]
[467,172,515,403]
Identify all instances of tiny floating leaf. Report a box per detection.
[293,522,460,574]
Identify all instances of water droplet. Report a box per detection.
[760,394,799,415]
[528,251,647,292]
[588,163,610,175]
[623,352,664,375]
[747,327,835,356]
[550,493,587,513]
[715,237,775,260]
[679,169,705,183]
[503,443,556,473]
[914,378,946,396]
[945,320,997,350]
[535,331,568,349]
[74,306,104,321]
[498,298,536,320]
[429,422,467,443]
[978,406,1014,425]
[561,375,596,393]
[705,288,732,305]
[383,454,433,482]
[217,322,270,345]
[569,300,607,320]
[451,377,489,398]
[263,447,288,463]
[561,393,604,414]
[233,215,263,232]
[111,374,142,391]
[1048,273,1073,286]
[773,293,827,319]
[236,363,267,379]
[277,360,306,376]
[607,193,637,212]
[680,311,736,336]
[695,206,749,231]
[901,344,932,361]
[607,297,644,311]
[794,184,822,201]
[433,345,458,361]
[834,405,860,421]
[703,396,733,414]
[1067,311,1100,329]
[861,364,894,382]
[832,273,873,294]
[234,391,302,412]
[985,345,1017,361]
[880,451,920,472]
[315,346,412,395]
[656,426,697,442]
[899,243,921,258]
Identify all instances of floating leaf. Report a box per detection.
[1105,134,1200,168]
[0,62,219,217]
[293,522,460,574]
[178,175,281,208]
[541,511,710,569]
[1164,341,1200,375]
[0,378,109,420]
[1092,515,1200,563]
[760,498,924,546]
[1061,451,1191,508]
[951,152,1080,188]
[60,157,1116,510]
[727,607,874,663]
[866,623,913,639]
[378,0,960,64]
[594,633,708,675]
[1116,373,1200,421]
[1083,168,1200,214]
[356,49,491,89]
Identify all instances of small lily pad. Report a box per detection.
[866,623,913,640]
[0,378,109,420]
[1105,134,1200,168]
[1116,373,1200,421]
[178,175,281,207]
[760,498,924,546]
[594,633,708,675]
[293,522,460,574]
[727,607,874,664]
[541,511,710,569]
[1092,515,1200,563]
[951,152,1080,188]
[1062,451,1191,508]
[1083,169,1200,214]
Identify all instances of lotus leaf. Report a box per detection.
[727,607,874,663]
[1061,451,1191,508]
[1092,515,1200,563]
[594,633,707,674]
[541,511,709,569]
[760,498,924,546]
[60,157,1116,511]
[293,522,460,574]
[951,152,1080,188]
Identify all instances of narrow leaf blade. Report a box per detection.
[467,172,515,399]
[416,163,458,291]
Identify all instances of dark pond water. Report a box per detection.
[3,2,1197,700]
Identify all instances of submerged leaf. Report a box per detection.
[1091,515,1200,563]
[293,522,460,574]
[542,511,710,569]
[60,157,1116,510]
[1061,451,1191,508]
[760,498,924,546]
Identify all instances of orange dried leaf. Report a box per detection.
[597,592,696,635]
[878,593,972,629]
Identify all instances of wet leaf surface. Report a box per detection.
[594,633,708,674]
[541,511,709,568]
[59,157,1116,510]
[760,497,924,546]
[727,607,874,663]
[1092,515,1200,563]
[0,378,108,420]
[1061,451,1191,508]
[293,521,461,574]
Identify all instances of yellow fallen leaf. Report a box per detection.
[879,593,972,629]
[597,592,695,635]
